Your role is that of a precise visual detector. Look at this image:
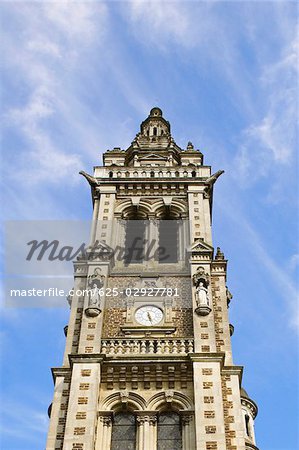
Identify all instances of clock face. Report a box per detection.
[135,305,163,326]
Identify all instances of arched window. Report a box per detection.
[125,218,146,264]
[150,171,155,178]
[153,127,157,136]
[158,212,179,263]
[191,170,196,178]
[111,412,136,450]
[109,171,113,178]
[157,411,182,450]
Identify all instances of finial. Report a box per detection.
[215,247,225,260]
[187,141,194,150]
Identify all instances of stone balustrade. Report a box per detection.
[101,338,194,355]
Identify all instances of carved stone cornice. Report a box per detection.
[101,361,193,390]
[222,365,243,379]
[51,367,71,382]
[68,354,105,367]
[189,352,225,366]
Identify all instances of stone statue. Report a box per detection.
[196,281,209,307]
[85,267,105,317]
[193,266,211,316]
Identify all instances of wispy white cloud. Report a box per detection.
[288,253,299,273]
[2,2,108,186]
[0,401,48,442]
[126,1,192,48]
[217,195,299,331]
[234,34,298,188]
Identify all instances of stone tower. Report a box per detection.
[46,108,259,450]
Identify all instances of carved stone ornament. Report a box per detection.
[195,305,212,316]
[119,391,129,404]
[165,390,174,403]
[100,416,113,426]
[192,266,210,288]
[181,412,194,426]
[85,267,105,317]
[136,414,157,425]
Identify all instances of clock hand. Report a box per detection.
[147,312,153,323]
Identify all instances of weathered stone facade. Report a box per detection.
[46,108,258,450]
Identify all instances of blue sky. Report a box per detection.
[0,1,298,449]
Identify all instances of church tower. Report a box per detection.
[46,108,259,450]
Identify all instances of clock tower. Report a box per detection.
[46,108,259,450]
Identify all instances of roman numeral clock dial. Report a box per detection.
[134,305,163,326]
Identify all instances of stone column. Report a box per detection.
[147,215,157,269]
[95,412,113,450]
[90,195,100,245]
[181,412,196,450]
[136,412,157,450]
